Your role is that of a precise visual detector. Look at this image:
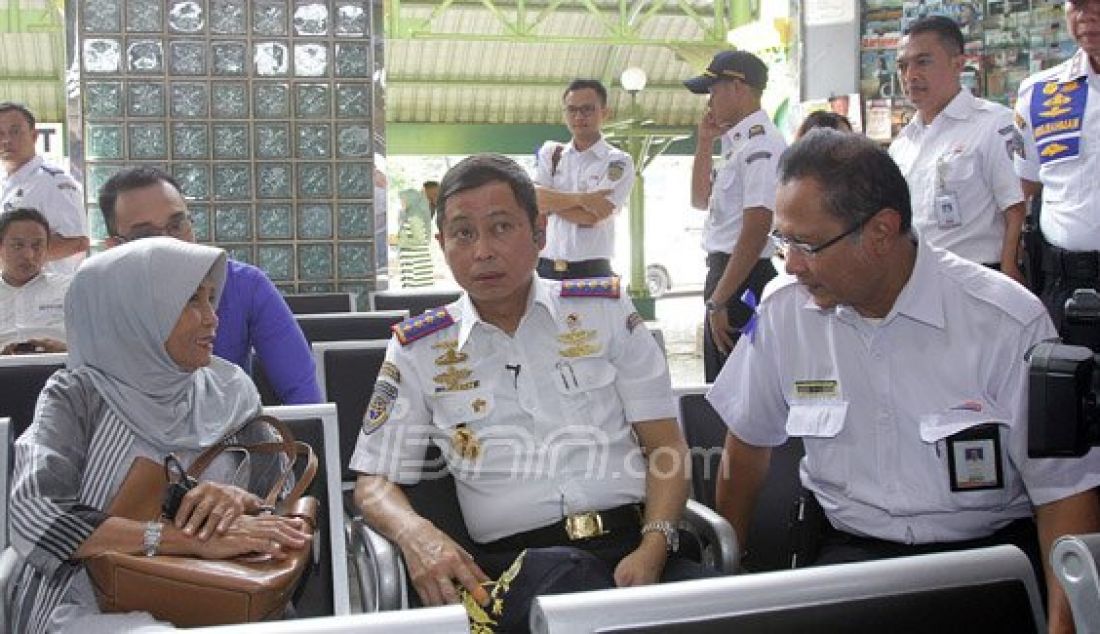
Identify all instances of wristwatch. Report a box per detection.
[704,299,723,313]
[143,521,163,557]
[640,520,680,553]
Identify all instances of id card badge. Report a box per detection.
[934,192,962,229]
[946,423,1004,492]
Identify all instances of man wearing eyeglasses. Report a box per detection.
[1014,0,1100,331]
[709,130,1100,634]
[534,79,635,280]
[97,166,321,405]
[685,50,785,382]
[0,102,89,275]
[889,16,1027,285]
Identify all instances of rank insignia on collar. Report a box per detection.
[393,307,455,345]
[561,276,620,298]
[748,124,765,138]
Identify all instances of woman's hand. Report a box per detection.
[174,482,264,540]
[191,514,311,560]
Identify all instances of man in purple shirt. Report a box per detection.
[98,166,320,404]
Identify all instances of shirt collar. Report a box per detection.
[567,136,611,159]
[817,240,944,330]
[907,88,971,130]
[455,274,554,347]
[1061,48,1095,83]
[2,155,43,182]
[726,109,770,142]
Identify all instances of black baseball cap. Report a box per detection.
[684,50,769,94]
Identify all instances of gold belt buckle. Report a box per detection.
[553,259,568,273]
[564,511,607,540]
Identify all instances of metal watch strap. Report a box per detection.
[640,520,679,553]
[143,521,163,557]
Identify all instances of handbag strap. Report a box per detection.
[183,415,318,511]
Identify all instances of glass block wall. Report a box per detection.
[67,0,388,307]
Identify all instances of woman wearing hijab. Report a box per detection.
[5,238,311,633]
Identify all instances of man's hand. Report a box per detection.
[396,518,491,606]
[697,110,731,145]
[1001,260,1027,287]
[579,190,616,222]
[708,306,736,355]
[613,535,667,587]
[2,338,66,354]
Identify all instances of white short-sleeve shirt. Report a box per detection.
[350,276,676,543]
[0,272,70,349]
[1,156,87,275]
[708,242,1100,544]
[534,137,635,261]
[890,89,1025,264]
[1014,49,1100,252]
[703,109,785,257]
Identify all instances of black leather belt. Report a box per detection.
[537,257,613,280]
[1042,242,1100,281]
[479,504,642,552]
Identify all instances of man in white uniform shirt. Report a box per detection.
[710,130,1100,634]
[1014,0,1100,330]
[0,103,87,275]
[534,79,635,280]
[351,155,703,627]
[0,207,68,354]
[685,50,785,382]
[890,16,1026,283]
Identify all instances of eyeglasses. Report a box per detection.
[114,213,192,243]
[563,104,599,118]
[769,213,876,258]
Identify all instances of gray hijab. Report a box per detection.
[65,237,260,451]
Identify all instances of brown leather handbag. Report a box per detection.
[85,415,319,627]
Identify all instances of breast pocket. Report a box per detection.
[554,356,620,428]
[919,412,1012,511]
[786,402,849,493]
[941,151,978,189]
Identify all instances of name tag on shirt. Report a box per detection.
[934,192,962,229]
[946,423,1004,492]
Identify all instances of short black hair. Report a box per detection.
[0,102,36,128]
[779,129,912,233]
[903,15,965,56]
[0,207,50,242]
[435,154,538,233]
[796,111,853,139]
[563,79,608,106]
[423,180,440,189]
[98,166,184,236]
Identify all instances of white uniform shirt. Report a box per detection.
[890,89,1025,264]
[0,272,70,349]
[703,109,785,257]
[708,242,1100,544]
[1,156,87,274]
[1015,49,1100,251]
[350,277,675,543]
[534,137,634,261]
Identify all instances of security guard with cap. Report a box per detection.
[534,79,635,280]
[351,154,706,629]
[685,50,785,382]
[1014,0,1100,330]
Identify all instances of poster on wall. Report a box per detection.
[900,1,983,36]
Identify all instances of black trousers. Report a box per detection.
[1038,241,1100,334]
[703,255,777,383]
